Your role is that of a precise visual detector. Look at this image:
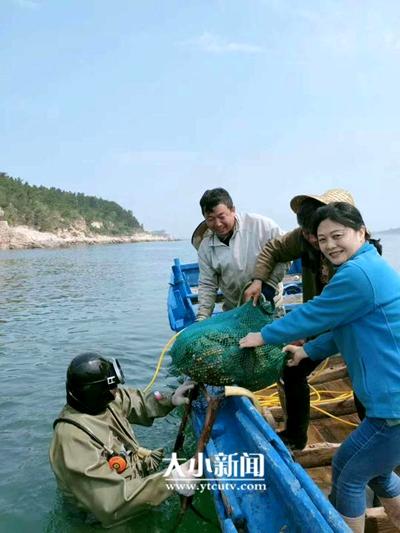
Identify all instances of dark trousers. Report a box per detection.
[283,358,366,446]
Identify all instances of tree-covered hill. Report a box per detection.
[0,173,143,235]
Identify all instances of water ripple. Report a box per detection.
[0,241,208,533]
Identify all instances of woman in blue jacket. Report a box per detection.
[240,202,400,532]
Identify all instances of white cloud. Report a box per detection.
[182,32,264,54]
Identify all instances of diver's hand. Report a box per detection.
[243,279,262,306]
[284,345,309,367]
[171,381,196,406]
[239,332,265,348]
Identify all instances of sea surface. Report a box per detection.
[0,234,398,533]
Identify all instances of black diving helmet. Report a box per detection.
[66,352,125,415]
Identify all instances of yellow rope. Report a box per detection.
[143,331,358,428]
[255,381,358,428]
[310,404,358,427]
[143,330,183,393]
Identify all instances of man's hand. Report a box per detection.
[243,280,262,306]
[284,345,309,367]
[171,381,196,406]
[239,332,265,348]
[195,314,208,322]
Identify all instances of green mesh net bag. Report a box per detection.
[169,301,288,391]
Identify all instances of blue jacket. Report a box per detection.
[261,242,400,419]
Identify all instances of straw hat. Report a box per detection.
[290,188,355,214]
[191,220,212,250]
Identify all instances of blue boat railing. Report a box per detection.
[191,394,349,532]
[167,259,349,532]
[168,258,303,332]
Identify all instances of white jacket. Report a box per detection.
[197,213,286,318]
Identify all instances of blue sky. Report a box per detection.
[1,1,400,237]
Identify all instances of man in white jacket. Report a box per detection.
[193,188,287,320]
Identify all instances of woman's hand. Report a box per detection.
[283,345,309,366]
[239,332,265,348]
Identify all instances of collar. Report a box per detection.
[336,241,374,270]
[350,241,374,260]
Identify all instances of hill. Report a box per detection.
[0,173,172,250]
[0,172,143,235]
[375,227,400,235]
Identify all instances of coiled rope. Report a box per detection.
[254,360,358,428]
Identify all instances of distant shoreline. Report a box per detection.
[375,228,400,235]
[0,223,176,250]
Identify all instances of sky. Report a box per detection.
[1,0,400,238]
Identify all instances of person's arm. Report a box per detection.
[54,426,173,528]
[258,219,289,289]
[253,228,303,282]
[303,332,339,361]
[240,262,374,348]
[197,243,218,319]
[260,262,374,345]
[266,262,288,290]
[119,383,195,426]
[117,388,174,426]
[244,228,302,304]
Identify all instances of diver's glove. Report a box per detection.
[170,459,201,497]
[172,381,196,406]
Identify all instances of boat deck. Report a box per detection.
[258,357,398,532]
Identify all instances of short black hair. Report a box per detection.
[296,198,324,233]
[199,188,234,216]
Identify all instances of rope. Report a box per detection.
[143,330,183,393]
[255,382,358,428]
[144,327,357,427]
[143,334,222,530]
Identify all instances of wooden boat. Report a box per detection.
[167,259,397,532]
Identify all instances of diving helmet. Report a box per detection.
[66,352,125,415]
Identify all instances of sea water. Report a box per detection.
[0,233,398,532]
[0,240,216,533]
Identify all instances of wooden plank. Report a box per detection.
[308,365,348,384]
[365,507,398,533]
[307,423,327,445]
[260,359,400,532]
[270,397,356,422]
[261,407,277,429]
[293,442,340,468]
[312,414,359,444]
[305,466,332,496]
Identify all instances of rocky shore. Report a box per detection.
[0,220,173,250]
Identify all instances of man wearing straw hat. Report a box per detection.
[192,187,287,321]
[244,188,369,450]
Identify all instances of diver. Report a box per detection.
[49,352,199,528]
